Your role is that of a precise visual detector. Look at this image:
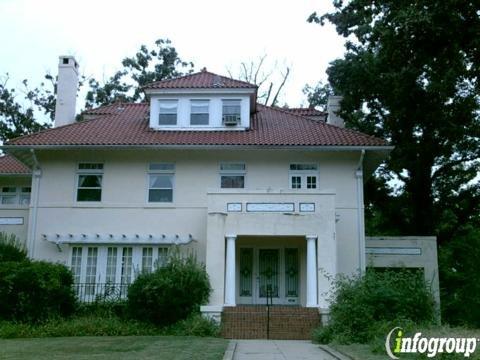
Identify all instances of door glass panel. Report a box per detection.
[259,249,279,298]
[285,248,299,297]
[239,248,253,296]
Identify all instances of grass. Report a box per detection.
[0,336,228,360]
[330,326,480,360]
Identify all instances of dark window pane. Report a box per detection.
[307,176,317,189]
[149,175,173,188]
[78,175,102,187]
[77,188,102,201]
[221,175,244,189]
[159,113,177,125]
[149,189,173,202]
[79,163,103,170]
[291,176,301,189]
[190,113,209,125]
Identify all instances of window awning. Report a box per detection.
[42,233,195,251]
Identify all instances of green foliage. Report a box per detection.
[127,252,211,326]
[163,314,219,337]
[313,269,435,344]
[302,81,333,111]
[85,38,194,108]
[0,260,76,322]
[0,232,27,262]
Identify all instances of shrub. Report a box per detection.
[0,232,27,262]
[313,268,435,344]
[0,260,76,322]
[127,252,211,326]
[164,313,220,337]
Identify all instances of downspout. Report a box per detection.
[356,150,366,275]
[27,149,41,258]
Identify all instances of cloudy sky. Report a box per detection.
[0,0,345,113]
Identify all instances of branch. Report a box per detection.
[270,67,290,106]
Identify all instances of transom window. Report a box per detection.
[158,100,178,126]
[289,163,318,190]
[76,163,103,202]
[220,162,246,189]
[222,99,241,125]
[0,186,31,206]
[190,100,209,125]
[148,163,175,202]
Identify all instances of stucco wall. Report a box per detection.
[29,149,363,274]
[0,176,31,244]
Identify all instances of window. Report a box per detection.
[76,163,103,202]
[148,163,174,203]
[142,247,153,273]
[220,162,245,189]
[85,247,98,295]
[289,163,318,190]
[157,247,169,268]
[106,247,117,283]
[121,247,133,285]
[222,99,241,125]
[71,247,82,284]
[190,100,209,125]
[0,186,31,205]
[158,100,178,125]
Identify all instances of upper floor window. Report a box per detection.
[289,163,318,190]
[190,100,209,125]
[220,162,245,189]
[222,99,241,125]
[148,163,175,202]
[77,163,103,202]
[158,100,178,126]
[0,186,31,206]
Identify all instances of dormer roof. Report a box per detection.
[143,69,258,90]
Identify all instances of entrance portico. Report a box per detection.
[201,189,337,321]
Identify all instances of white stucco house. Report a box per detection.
[0,56,403,332]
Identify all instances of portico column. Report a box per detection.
[224,235,236,306]
[306,235,318,307]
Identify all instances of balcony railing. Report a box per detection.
[73,282,130,303]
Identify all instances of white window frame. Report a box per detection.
[76,163,104,203]
[147,163,175,203]
[158,99,178,126]
[190,99,210,126]
[222,99,242,125]
[219,162,246,189]
[289,163,319,190]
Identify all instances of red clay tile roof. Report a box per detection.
[285,108,326,117]
[0,154,31,174]
[143,70,258,90]
[4,102,387,147]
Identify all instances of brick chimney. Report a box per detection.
[326,95,344,128]
[54,56,79,127]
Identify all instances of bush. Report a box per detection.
[127,252,211,326]
[0,232,27,262]
[163,313,220,337]
[0,260,76,322]
[313,268,435,344]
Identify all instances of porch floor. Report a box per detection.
[221,305,320,340]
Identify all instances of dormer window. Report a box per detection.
[190,100,209,125]
[158,100,178,126]
[222,100,241,126]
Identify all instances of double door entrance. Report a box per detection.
[238,247,300,305]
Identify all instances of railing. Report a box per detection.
[73,282,130,303]
[266,285,273,339]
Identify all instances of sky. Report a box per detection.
[0,0,346,115]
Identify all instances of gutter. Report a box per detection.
[356,150,366,275]
[2,144,394,152]
[27,149,41,258]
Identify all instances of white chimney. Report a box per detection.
[54,56,79,127]
[327,95,344,128]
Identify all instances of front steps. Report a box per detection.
[221,305,320,340]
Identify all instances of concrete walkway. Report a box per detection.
[228,340,339,360]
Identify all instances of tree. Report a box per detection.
[85,39,194,108]
[302,81,333,111]
[310,0,480,325]
[228,55,290,106]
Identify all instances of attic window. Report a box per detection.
[62,58,69,65]
[190,100,209,125]
[158,100,178,126]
